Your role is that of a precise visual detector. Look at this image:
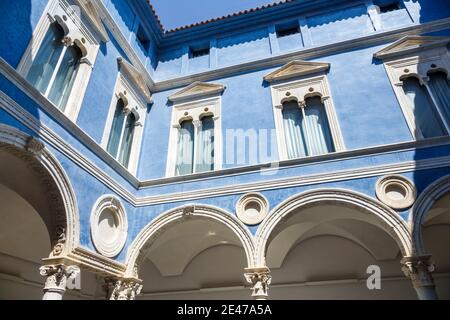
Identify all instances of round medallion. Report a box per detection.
[90,195,128,257]
[236,193,269,225]
[376,175,416,210]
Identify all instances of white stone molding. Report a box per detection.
[16,0,101,122]
[125,204,256,278]
[40,264,80,300]
[410,174,450,255]
[90,195,128,258]
[375,36,450,139]
[104,277,143,300]
[244,266,271,300]
[166,84,224,177]
[263,60,330,83]
[375,174,417,210]
[168,81,226,103]
[374,35,450,60]
[236,193,269,226]
[0,124,80,257]
[117,58,153,104]
[268,71,345,161]
[101,71,148,174]
[254,188,413,266]
[401,255,438,300]
[73,0,109,42]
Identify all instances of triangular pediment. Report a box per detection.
[263,60,330,82]
[75,0,109,42]
[118,58,152,103]
[374,36,450,59]
[168,82,225,102]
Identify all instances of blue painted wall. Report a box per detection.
[0,0,450,262]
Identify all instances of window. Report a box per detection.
[282,97,334,159]
[106,98,137,168]
[166,82,224,177]
[18,1,101,121]
[136,25,151,53]
[276,22,300,38]
[175,116,215,176]
[25,21,82,111]
[102,69,149,174]
[189,46,210,59]
[375,1,400,13]
[375,36,450,140]
[401,76,446,138]
[265,60,344,161]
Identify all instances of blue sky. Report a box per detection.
[150,0,278,30]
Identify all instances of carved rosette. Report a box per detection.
[244,267,272,300]
[104,277,143,300]
[40,265,80,295]
[401,255,436,288]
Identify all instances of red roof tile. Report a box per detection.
[147,0,294,34]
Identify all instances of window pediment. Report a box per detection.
[168,81,225,103]
[263,60,330,83]
[74,0,109,42]
[373,36,450,60]
[117,57,152,104]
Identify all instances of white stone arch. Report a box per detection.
[254,188,413,266]
[125,204,256,277]
[410,174,450,255]
[0,124,80,257]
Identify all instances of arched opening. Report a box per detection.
[126,205,255,299]
[256,190,414,299]
[421,190,450,299]
[0,125,80,299]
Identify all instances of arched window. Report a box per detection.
[282,97,334,159]
[195,116,215,173]
[175,120,195,176]
[47,45,82,110]
[25,21,82,112]
[428,72,450,125]
[402,77,446,138]
[106,99,137,168]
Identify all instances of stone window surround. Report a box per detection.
[165,95,223,177]
[269,74,345,161]
[101,73,147,175]
[17,0,100,122]
[382,47,450,140]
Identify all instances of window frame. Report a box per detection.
[17,0,100,121]
[166,95,223,177]
[381,46,450,140]
[269,74,344,161]
[101,73,147,174]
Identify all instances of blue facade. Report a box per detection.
[0,0,450,300]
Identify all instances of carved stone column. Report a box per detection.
[244,267,271,300]
[104,277,143,300]
[401,255,438,300]
[39,264,80,300]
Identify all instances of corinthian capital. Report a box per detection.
[401,255,436,288]
[244,267,271,300]
[39,264,80,299]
